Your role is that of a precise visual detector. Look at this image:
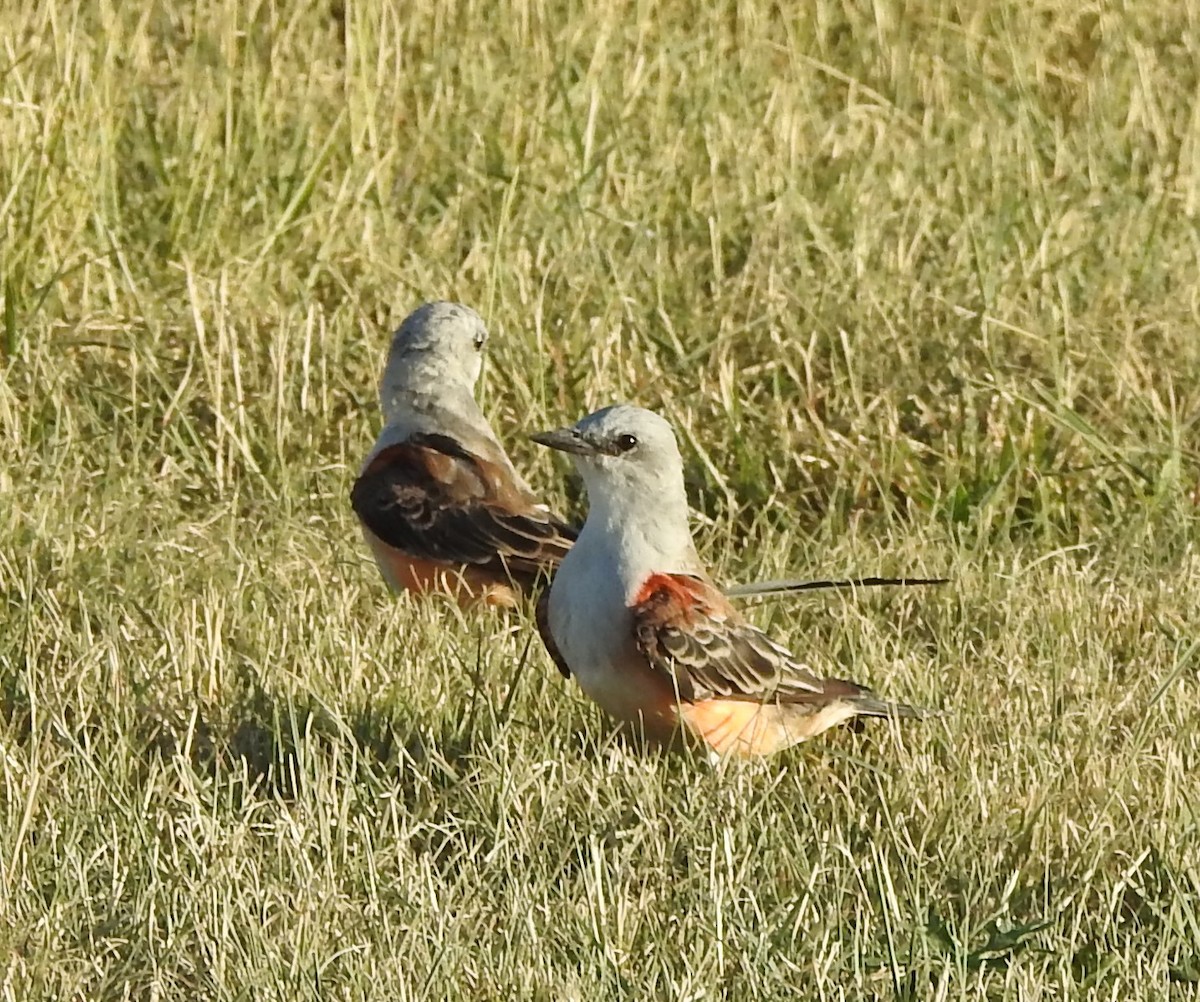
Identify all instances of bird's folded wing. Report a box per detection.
[535,588,572,679]
[351,432,577,579]
[630,573,828,704]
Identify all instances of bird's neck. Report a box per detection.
[580,485,703,601]
[378,381,524,481]
[380,369,477,424]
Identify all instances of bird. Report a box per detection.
[530,404,936,758]
[350,301,577,608]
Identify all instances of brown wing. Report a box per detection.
[630,573,829,704]
[535,588,571,679]
[351,432,577,585]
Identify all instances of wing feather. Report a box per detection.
[352,433,576,585]
[631,573,826,703]
[535,588,572,679]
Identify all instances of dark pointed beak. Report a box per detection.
[529,427,595,456]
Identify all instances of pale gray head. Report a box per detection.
[379,302,489,422]
[531,404,688,517]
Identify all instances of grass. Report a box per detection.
[1,0,1199,997]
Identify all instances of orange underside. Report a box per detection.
[679,698,860,758]
[365,531,519,609]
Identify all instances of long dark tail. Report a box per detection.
[848,694,937,720]
[726,575,949,600]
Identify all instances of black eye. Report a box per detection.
[615,434,638,452]
[473,332,486,351]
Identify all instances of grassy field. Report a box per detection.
[2,0,1199,997]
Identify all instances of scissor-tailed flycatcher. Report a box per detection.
[531,404,935,758]
[351,302,577,608]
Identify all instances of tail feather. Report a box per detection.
[780,676,940,721]
[819,675,939,720]
[848,693,940,720]
[726,575,949,600]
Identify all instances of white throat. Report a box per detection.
[573,461,704,598]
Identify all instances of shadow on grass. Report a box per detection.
[122,666,503,810]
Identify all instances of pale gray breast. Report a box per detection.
[549,540,638,697]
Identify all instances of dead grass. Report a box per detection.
[1,1,1198,998]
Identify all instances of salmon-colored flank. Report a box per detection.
[680,698,861,758]
[365,530,519,609]
[680,700,771,756]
